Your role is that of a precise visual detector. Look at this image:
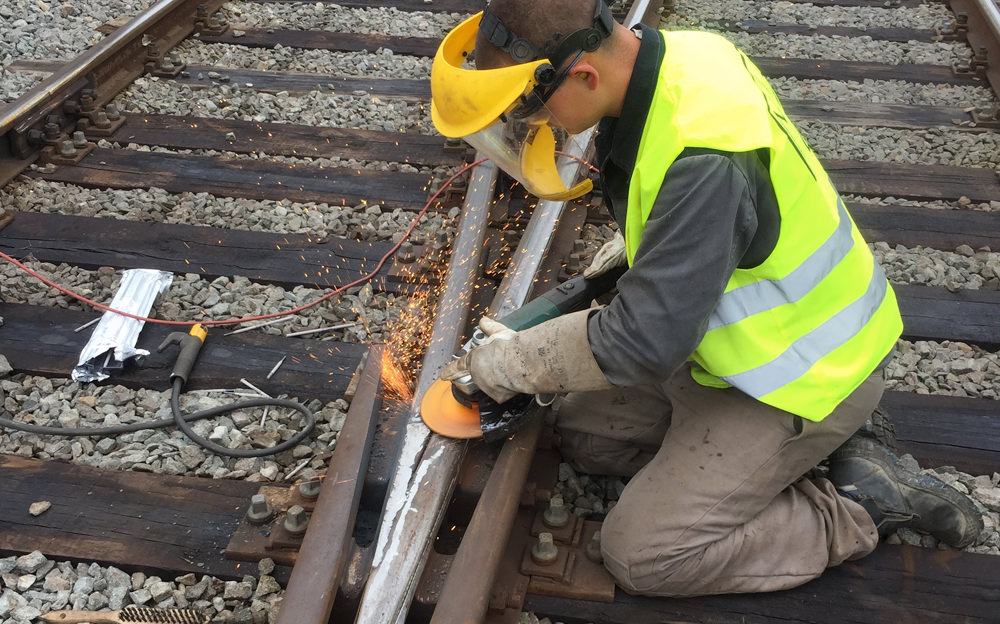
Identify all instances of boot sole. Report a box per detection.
[830,437,983,549]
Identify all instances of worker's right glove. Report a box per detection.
[440,309,615,404]
[583,231,627,279]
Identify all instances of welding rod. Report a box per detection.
[266,356,287,379]
[74,318,100,333]
[224,316,293,336]
[239,378,271,398]
[286,322,359,338]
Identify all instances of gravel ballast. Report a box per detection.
[2,0,999,622]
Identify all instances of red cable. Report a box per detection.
[0,159,486,327]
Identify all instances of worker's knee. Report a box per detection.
[556,429,653,478]
[599,513,674,595]
[599,507,703,596]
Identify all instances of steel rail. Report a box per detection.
[0,0,225,185]
[426,4,662,620]
[272,344,384,624]
[352,160,499,624]
[428,408,545,623]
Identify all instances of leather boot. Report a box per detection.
[828,435,983,549]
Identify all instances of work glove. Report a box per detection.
[439,309,614,404]
[583,231,627,279]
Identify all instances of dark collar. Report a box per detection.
[595,23,664,171]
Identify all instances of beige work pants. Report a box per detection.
[554,365,882,597]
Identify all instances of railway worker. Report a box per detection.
[430,0,984,597]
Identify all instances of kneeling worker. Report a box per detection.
[429,0,983,597]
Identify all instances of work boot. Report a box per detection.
[828,435,983,549]
[855,404,897,452]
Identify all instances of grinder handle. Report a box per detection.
[496,264,627,331]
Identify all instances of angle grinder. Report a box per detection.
[421,266,626,441]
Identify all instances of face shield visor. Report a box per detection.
[430,12,594,201]
[462,111,591,201]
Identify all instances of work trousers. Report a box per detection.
[554,364,883,597]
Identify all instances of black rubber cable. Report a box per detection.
[0,378,315,458]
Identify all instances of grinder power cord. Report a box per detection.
[0,325,315,458]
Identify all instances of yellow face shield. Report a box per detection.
[430,12,593,201]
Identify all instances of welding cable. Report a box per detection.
[0,390,314,458]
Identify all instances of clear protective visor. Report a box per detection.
[463,113,593,201]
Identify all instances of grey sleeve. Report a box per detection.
[587,152,760,386]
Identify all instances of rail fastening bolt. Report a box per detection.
[531,532,559,566]
[93,111,112,129]
[59,140,77,158]
[284,505,309,535]
[298,479,322,500]
[72,131,88,148]
[396,241,416,263]
[245,493,273,525]
[585,530,604,564]
[44,122,61,141]
[566,252,583,275]
[543,494,569,529]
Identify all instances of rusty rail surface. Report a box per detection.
[272,345,384,624]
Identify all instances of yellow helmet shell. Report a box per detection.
[431,12,548,138]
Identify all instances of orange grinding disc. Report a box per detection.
[420,378,482,439]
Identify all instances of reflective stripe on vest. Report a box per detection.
[722,256,890,398]
[623,31,902,420]
[708,196,853,332]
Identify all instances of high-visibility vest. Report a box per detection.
[624,31,902,420]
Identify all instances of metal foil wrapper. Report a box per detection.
[72,268,174,382]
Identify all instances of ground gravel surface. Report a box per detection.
[664,0,956,29]
[177,40,433,77]
[220,3,463,37]
[1,0,999,622]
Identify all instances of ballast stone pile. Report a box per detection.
[0,552,281,624]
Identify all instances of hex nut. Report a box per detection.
[531,532,559,566]
[298,479,322,500]
[284,505,309,535]
[245,493,274,525]
[543,495,569,529]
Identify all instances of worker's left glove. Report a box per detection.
[440,309,615,404]
[583,231,627,279]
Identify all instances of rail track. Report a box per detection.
[1,0,999,622]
